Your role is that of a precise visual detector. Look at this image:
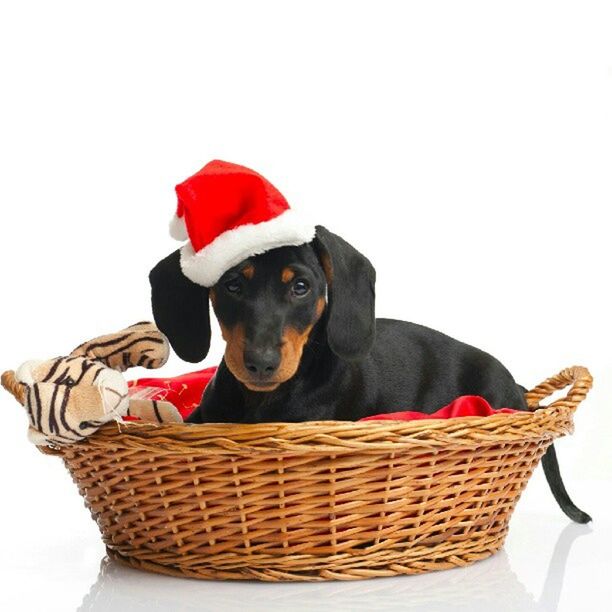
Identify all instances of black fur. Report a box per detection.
[150,226,590,523]
[313,226,376,360]
[149,249,211,363]
[542,445,591,523]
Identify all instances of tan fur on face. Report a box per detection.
[281,267,295,283]
[221,323,281,392]
[220,321,248,381]
[315,296,325,318]
[274,298,326,385]
[242,264,255,280]
[220,297,327,392]
[275,325,313,384]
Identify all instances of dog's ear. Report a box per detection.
[313,226,376,360]
[149,249,211,363]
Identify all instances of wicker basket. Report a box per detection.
[3,366,592,582]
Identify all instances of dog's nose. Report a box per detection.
[244,347,280,378]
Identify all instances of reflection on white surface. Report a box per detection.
[76,523,590,612]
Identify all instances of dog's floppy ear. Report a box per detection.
[149,249,211,363]
[313,226,376,360]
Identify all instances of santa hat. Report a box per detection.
[169,160,316,287]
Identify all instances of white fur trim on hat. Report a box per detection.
[179,209,316,287]
[169,214,189,241]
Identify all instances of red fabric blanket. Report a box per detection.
[128,367,519,421]
[128,367,217,420]
[360,394,517,420]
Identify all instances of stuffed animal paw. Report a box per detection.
[70,321,170,371]
[3,322,182,446]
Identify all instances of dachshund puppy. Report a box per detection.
[150,226,590,523]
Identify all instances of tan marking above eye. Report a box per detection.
[281,268,295,283]
[242,265,255,280]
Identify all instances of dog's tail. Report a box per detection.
[518,384,591,523]
[541,445,591,523]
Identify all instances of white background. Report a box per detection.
[0,1,610,611]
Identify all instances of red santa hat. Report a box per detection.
[169,160,316,287]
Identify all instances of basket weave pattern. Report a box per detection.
[5,366,592,581]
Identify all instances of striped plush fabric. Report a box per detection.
[70,321,169,371]
[14,322,181,446]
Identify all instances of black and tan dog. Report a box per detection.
[150,226,590,523]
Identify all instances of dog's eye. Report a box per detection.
[291,279,310,297]
[224,279,242,295]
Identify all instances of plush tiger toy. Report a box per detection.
[6,322,182,446]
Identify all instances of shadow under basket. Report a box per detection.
[8,366,593,581]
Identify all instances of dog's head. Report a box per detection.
[149,226,376,391]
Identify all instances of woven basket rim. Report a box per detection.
[61,402,571,453]
[63,365,592,453]
[108,404,569,434]
[2,364,591,455]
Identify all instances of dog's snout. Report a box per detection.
[244,347,280,378]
